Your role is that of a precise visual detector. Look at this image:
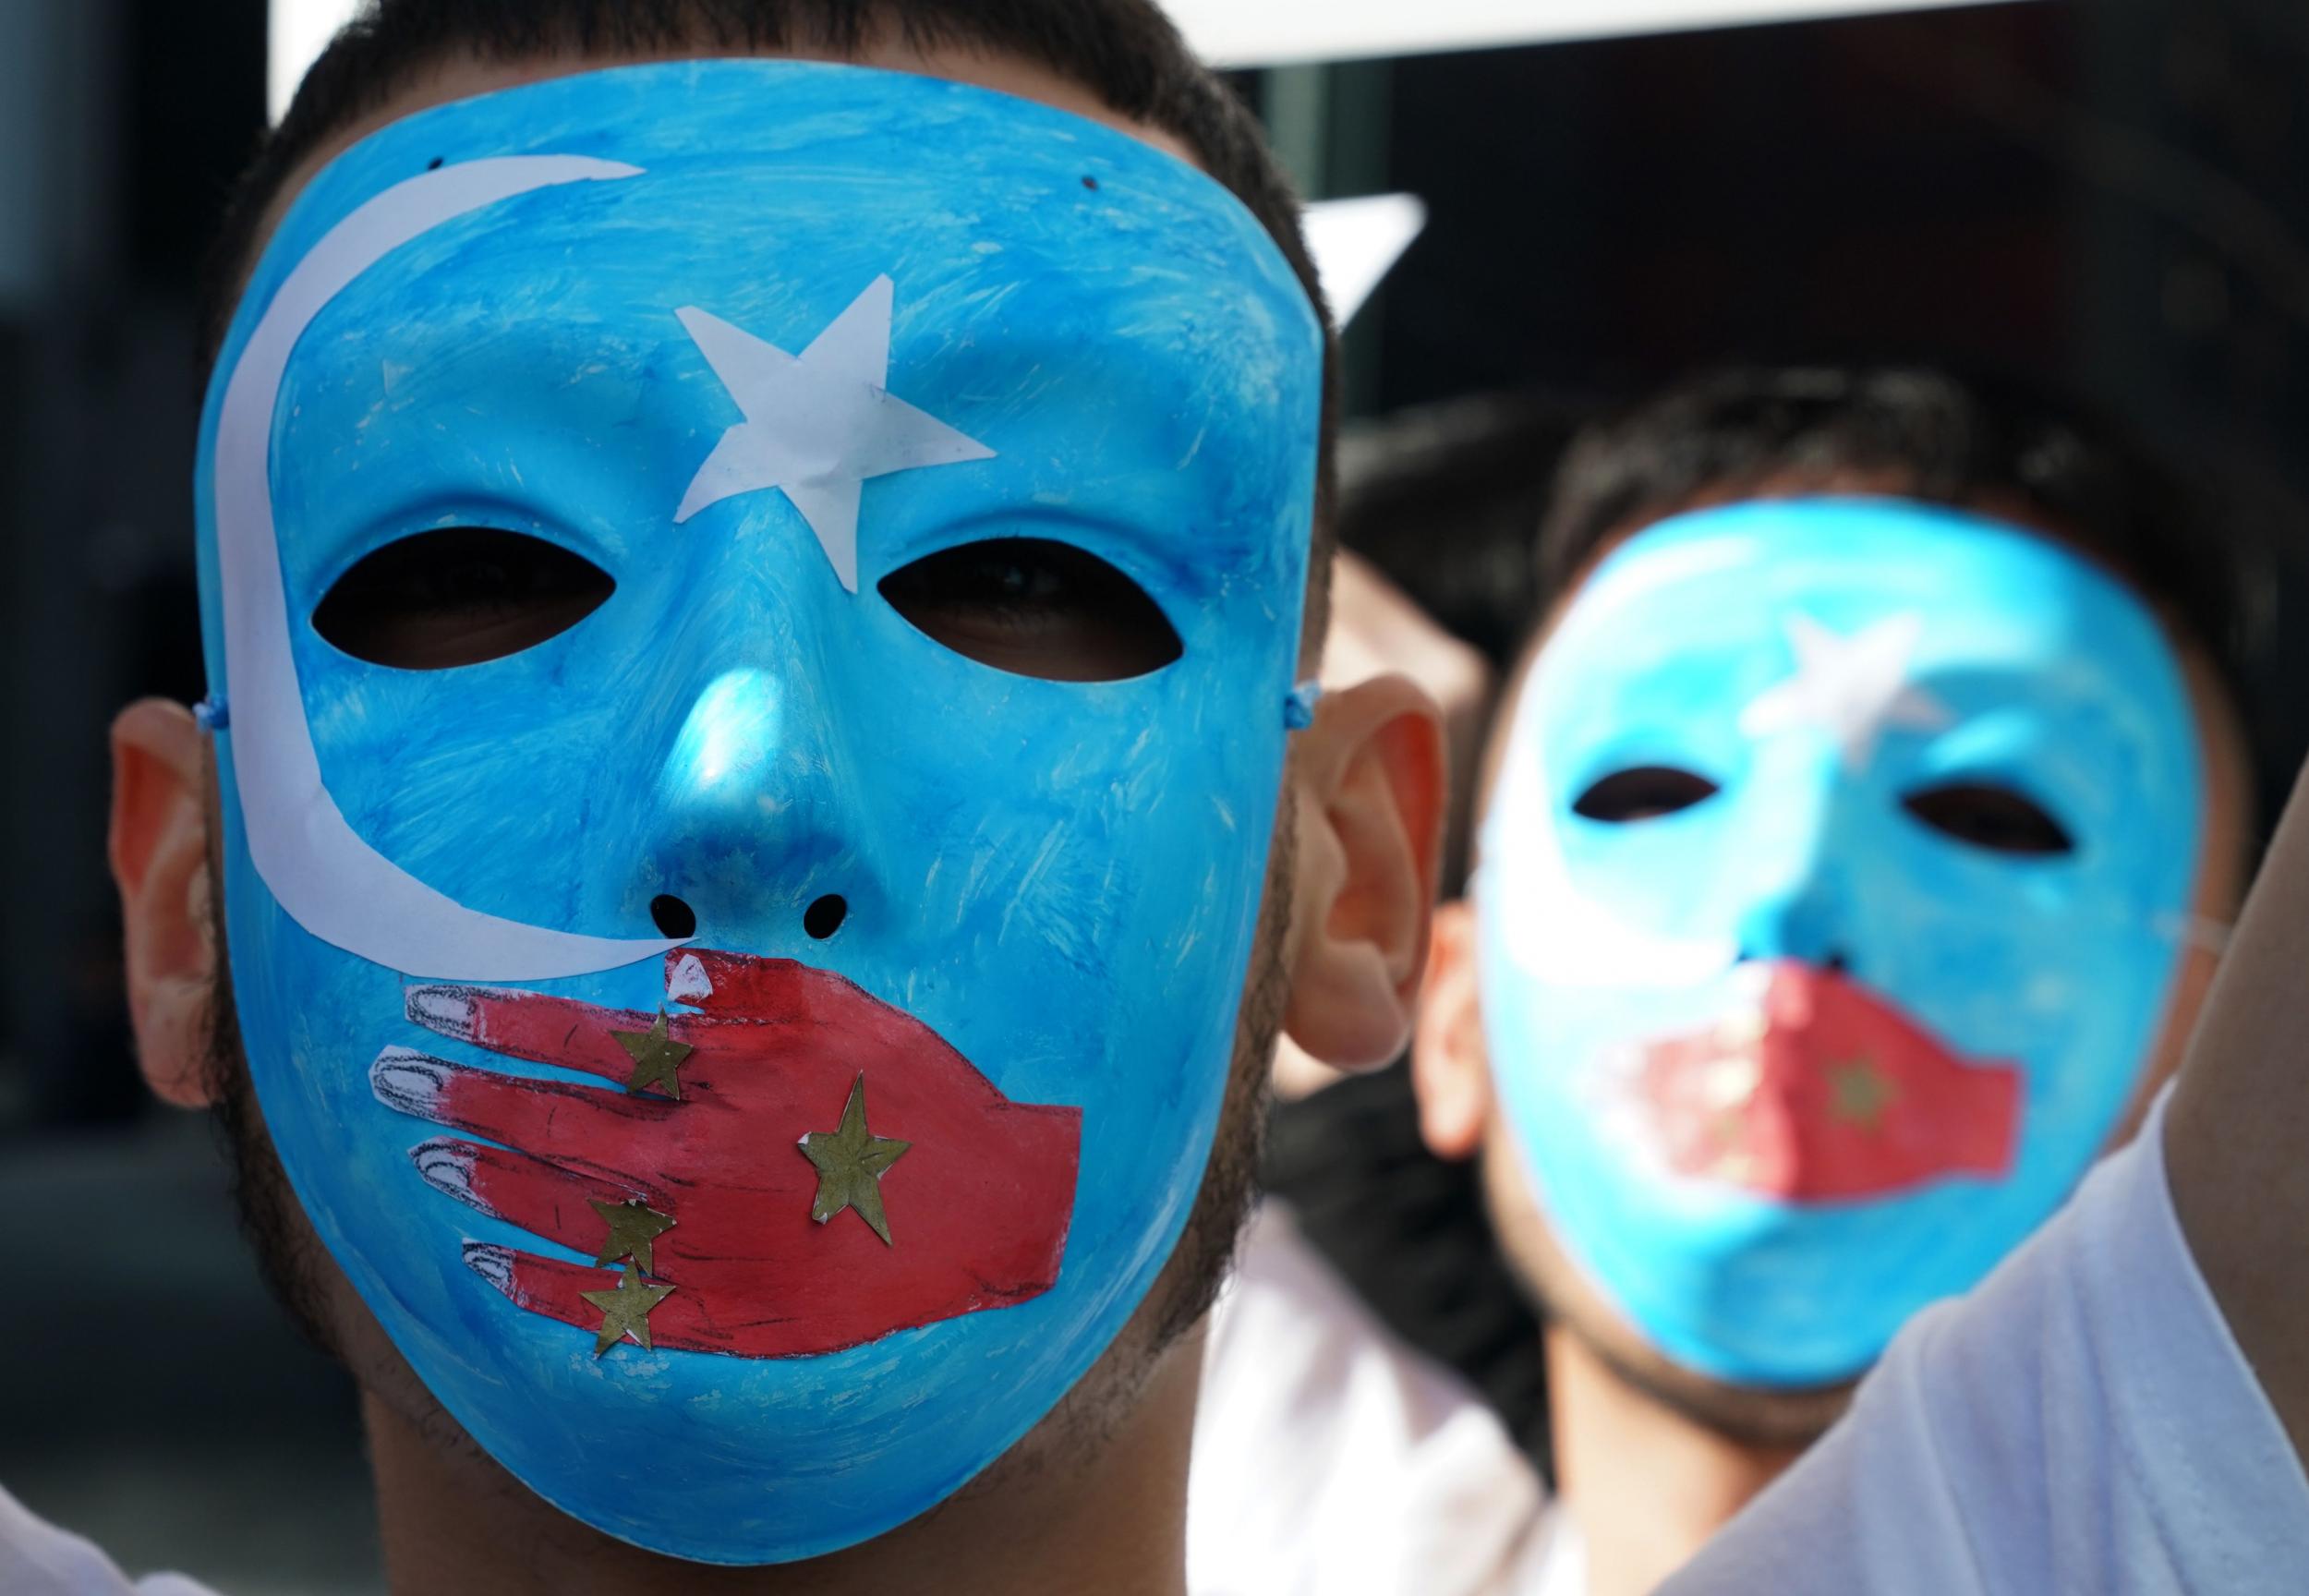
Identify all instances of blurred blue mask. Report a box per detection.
[1477,499,2205,1386]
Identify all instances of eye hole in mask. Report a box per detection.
[313,527,616,671]
[878,537,1183,683]
[1571,765,1723,824]
[1901,780,2076,857]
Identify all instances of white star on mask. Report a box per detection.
[673,277,996,592]
[1738,613,1953,770]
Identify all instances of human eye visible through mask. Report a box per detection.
[877,535,1183,683]
[312,526,615,671]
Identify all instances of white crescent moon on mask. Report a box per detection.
[212,154,684,982]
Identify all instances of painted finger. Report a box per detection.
[464,1245,816,1357]
[410,1137,671,1268]
[371,1047,672,1174]
[404,984,699,1092]
[464,1245,739,1356]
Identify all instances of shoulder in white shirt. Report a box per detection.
[1666,1087,2309,1595]
[1189,1199,1553,1596]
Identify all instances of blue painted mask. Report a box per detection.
[194,61,1320,1563]
[1475,500,2204,1386]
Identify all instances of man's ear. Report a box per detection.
[109,699,219,1109]
[1410,900,1491,1161]
[1282,673,1445,1072]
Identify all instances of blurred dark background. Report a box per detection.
[6,1,2307,1588]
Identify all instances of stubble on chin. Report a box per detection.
[1476,1117,1856,1453]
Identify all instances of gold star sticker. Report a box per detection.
[1828,1057,1899,1133]
[590,1198,676,1276]
[610,1010,695,1100]
[799,1073,912,1247]
[579,1263,676,1357]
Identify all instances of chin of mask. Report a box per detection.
[1476,499,2204,1388]
[194,60,1321,1565]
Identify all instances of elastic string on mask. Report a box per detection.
[1284,682,1324,732]
[2157,911,2233,956]
[194,695,231,733]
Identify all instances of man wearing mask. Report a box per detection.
[28,6,2309,1582]
[41,3,1450,1590]
[1413,368,2280,1593]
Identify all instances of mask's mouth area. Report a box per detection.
[380,946,1083,1360]
[1628,961,2020,1203]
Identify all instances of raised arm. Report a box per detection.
[2167,757,2309,1461]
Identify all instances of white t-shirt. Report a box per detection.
[0,1484,212,1596]
[1189,1200,1553,1596]
[1666,1088,2309,1594]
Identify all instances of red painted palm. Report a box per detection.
[371,949,1082,1357]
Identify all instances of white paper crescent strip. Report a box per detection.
[213,154,683,981]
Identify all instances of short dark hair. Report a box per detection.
[1536,365,2293,823]
[199,0,1339,621]
[1337,390,1578,670]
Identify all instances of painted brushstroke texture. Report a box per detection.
[1475,499,2203,1387]
[193,61,1320,1565]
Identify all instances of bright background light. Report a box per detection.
[270,0,357,127]
[1304,195,1428,325]
[272,0,2031,120]
[1168,0,2025,66]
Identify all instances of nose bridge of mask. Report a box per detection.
[668,667,801,800]
[662,665,852,843]
[1724,733,1863,968]
[642,551,876,931]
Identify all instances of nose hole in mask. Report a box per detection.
[650,894,698,939]
[804,895,849,941]
[1821,949,1853,975]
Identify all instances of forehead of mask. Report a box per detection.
[193,60,1320,1563]
[1476,498,2203,1384]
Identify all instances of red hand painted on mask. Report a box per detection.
[372,949,1082,1358]
[1637,961,2019,1203]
